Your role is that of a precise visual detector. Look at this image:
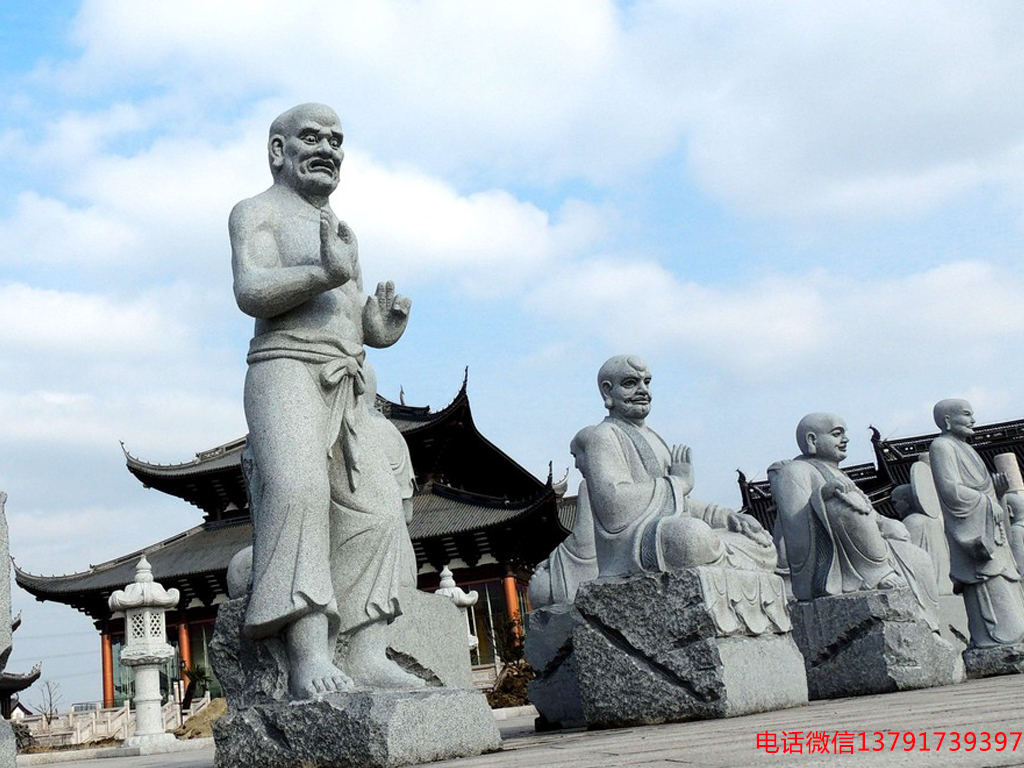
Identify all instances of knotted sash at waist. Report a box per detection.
[247,331,366,492]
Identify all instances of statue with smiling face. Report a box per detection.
[578,355,776,577]
[768,413,940,628]
[230,103,419,700]
[929,399,1024,649]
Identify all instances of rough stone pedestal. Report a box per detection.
[790,589,965,700]
[540,568,808,730]
[963,642,1024,679]
[525,605,585,730]
[213,688,500,768]
[210,591,499,767]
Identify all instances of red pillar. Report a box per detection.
[502,572,521,636]
[101,632,114,708]
[178,621,192,686]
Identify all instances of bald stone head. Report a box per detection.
[796,412,849,464]
[268,103,345,197]
[933,398,975,440]
[597,355,651,423]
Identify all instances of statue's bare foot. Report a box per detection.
[286,612,352,699]
[346,621,427,690]
[290,658,353,700]
[349,655,426,690]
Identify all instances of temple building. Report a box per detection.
[738,416,1024,530]
[16,379,574,707]
[1,614,42,719]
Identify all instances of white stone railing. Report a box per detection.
[20,692,211,746]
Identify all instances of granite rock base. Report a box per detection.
[790,589,965,700]
[963,641,1024,679]
[543,569,807,730]
[525,605,585,730]
[210,588,473,709]
[212,688,501,768]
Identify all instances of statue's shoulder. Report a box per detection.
[589,419,629,446]
[768,457,806,476]
[229,187,285,232]
[928,434,957,460]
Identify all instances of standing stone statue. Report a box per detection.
[231,103,418,698]
[993,453,1024,584]
[930,399,1024,674]
[213,103,499,768]
[769,414,962,698]
[526,355,806,730]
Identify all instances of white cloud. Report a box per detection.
[0,283,186,355]
[529,259,1024,376]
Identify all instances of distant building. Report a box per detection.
[2,614,41,719]
[16,379,573,706]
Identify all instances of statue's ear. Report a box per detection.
[269,135,285,169]
[943,415,952,431]
[600,380,613,409]
[805,433,817,455]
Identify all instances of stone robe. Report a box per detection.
[583,417,775,577]
[244,333,410,641]
[929,434,1024,647]
[528,480,599,607]
[768,456,940,630]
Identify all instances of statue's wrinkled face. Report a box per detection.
[272,107,344,198]
[944,401,975,439]
[602,365,652,422]
[806,419,848,463]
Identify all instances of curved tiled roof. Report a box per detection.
[15,519,251,597]
[15,481,565,620]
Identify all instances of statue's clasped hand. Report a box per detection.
[320,208,357,286]
[669,444,694,495]
[822,478,872,515]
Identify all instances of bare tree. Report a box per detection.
[33,680,62,726]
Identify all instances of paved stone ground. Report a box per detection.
[18,675,1024,768]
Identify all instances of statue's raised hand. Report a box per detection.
[669,444,694,495]
[320,208,357,286]
[363,280,411,347]
[993,471,1010,496]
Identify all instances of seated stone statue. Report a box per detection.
[529,427,599,608]
[929,399,1024,648]
[768,413,940,630]
[890,461,953,595]
[579,355,775,577]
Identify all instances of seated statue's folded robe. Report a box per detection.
[585,418,775,577]
[529,480,599,607]
[769,457,940,630]
[930,435,1024,647]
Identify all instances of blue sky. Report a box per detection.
[3,0,1024,707]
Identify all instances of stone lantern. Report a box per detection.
[434,566,479,650]
[108,556,179,749]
